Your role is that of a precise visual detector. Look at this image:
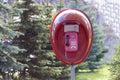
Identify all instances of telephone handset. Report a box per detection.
[64,24,79,52]
[65,35,70,46]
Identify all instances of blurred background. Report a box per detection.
[0,0,120,80]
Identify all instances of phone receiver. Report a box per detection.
[66,35,70,46]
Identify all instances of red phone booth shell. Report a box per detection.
[50,9,93,65]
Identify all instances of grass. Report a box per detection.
[76,65,110,80]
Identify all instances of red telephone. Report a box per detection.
[64,24,79,52]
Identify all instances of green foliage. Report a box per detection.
[86,24,106,70]
[0,2,26,80]
[75,62,89,71]
[76,65,110,80]
[110,44,120,80]
[56,0,64,11]
[12,0,69,80]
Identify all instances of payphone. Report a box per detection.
[50,8,93,80]
[50,9,93,65]
[64,24,79,52]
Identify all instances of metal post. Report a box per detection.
[70,65,75,80]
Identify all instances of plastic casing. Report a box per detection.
[50,9,93,65]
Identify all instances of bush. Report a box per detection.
[109,44,120,80]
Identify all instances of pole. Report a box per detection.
[70,65,75,80]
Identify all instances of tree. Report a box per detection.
[86,24,107,70]
[109,44,120,80]
[67,0,108,71]
[56,0,64,11]
[0,1,26,80]
[12,0,69,80]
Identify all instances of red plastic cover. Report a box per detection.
[50,9,93,65]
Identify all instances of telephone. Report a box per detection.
[64,24,79,52]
